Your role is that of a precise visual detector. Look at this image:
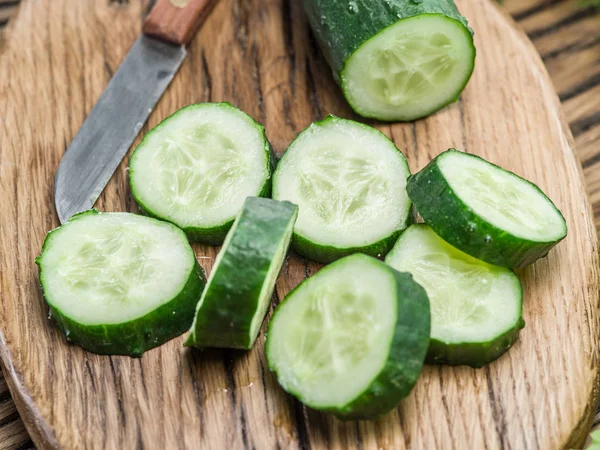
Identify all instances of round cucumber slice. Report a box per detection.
[272,115,412,264]
[129,102,273,245]
[407,149,567,268]
[342,14,476,121]
[36,210,206,357]
[386,225,524,368]
[266,254,430,420]
[185,197,298,350]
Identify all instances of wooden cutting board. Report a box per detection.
[1,0,599,449]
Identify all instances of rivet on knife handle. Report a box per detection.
[143,0,219,46]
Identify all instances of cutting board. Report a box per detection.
[0,0,598,449]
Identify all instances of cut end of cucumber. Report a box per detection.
[439,150,567,243]
[273,116,411,254]
[130,103,271,233]
[386,225,522,348]
[38,211,196,326]
[341,14,475,121]
[267,254,397,408]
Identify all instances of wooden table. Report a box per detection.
[0,0,598,448]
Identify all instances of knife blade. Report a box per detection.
[54,0,217,224]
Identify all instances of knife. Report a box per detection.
[54,0,218,224]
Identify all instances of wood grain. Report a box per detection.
[0,0,599,449]
[0,377,32,450]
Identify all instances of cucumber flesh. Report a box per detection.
[407,149,567,268]
[440,151,566,242]
[272,115,412,263]
[302,0,475,121]
[129,103,272,245]
[386,225,523,367]
[343,14,476,121]
[186,197,298,350]
[36,210,206,357]
[266,254,430,420]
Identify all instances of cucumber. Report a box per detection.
[266,253,430,420]
[185,197,298,350]
[272,115,412,264]
[36,210,206,357]
[386,225,524,367]
[303,0,476,121]
[129,102,273,245]
[407,149,568,268]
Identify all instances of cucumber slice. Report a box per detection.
[266,254,430,420]
[185,197,298,350]
[386,225,524,368]
[36,210,206,357]
[303,1,475,121]
[129,103,273,245]
[272,115,412,264]
[407,149,567,268]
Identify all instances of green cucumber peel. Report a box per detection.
[186,197,298,350]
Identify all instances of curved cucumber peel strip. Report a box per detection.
[303,0,475,121]
[129,102,273,245]
[36,210,206,357]
[186,197,298,350]
[407,149,567,268]
[273,115,412,264]
[266,253,430,420]
[386,224,524,368]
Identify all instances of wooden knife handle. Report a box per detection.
[143,0,218,46]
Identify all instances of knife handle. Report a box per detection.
[143,0,218,46]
